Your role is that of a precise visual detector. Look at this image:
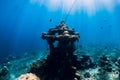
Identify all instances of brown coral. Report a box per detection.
[18,73,40,80]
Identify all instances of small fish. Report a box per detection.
[100,27,103,30]
[49,18,52,22]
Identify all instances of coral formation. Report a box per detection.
[18,73,40,80]
[98,55,113,72]
[30,60,45,77]
[77,55,96,70]
[0,66,9,79]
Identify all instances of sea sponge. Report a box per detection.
[18,73,40,80]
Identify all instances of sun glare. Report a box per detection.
[30,0,120,15]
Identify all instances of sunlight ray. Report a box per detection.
[30,0,118,15]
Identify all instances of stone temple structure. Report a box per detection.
[41,21,80,80]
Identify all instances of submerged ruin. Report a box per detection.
[41,21,80,80]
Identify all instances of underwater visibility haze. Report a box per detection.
[0,0,120,80]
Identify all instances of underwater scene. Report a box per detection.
[0,0,120,80]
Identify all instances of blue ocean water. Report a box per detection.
[1,0,120,58]
[0,0,120,80]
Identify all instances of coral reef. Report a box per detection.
[98,55,113,72]
[1,45,120,80]
[77,54,96,70]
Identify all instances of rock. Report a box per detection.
[0,66,9,77]
[84,72,91,78]
[30,60,45,77]
[98,55,113,72]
